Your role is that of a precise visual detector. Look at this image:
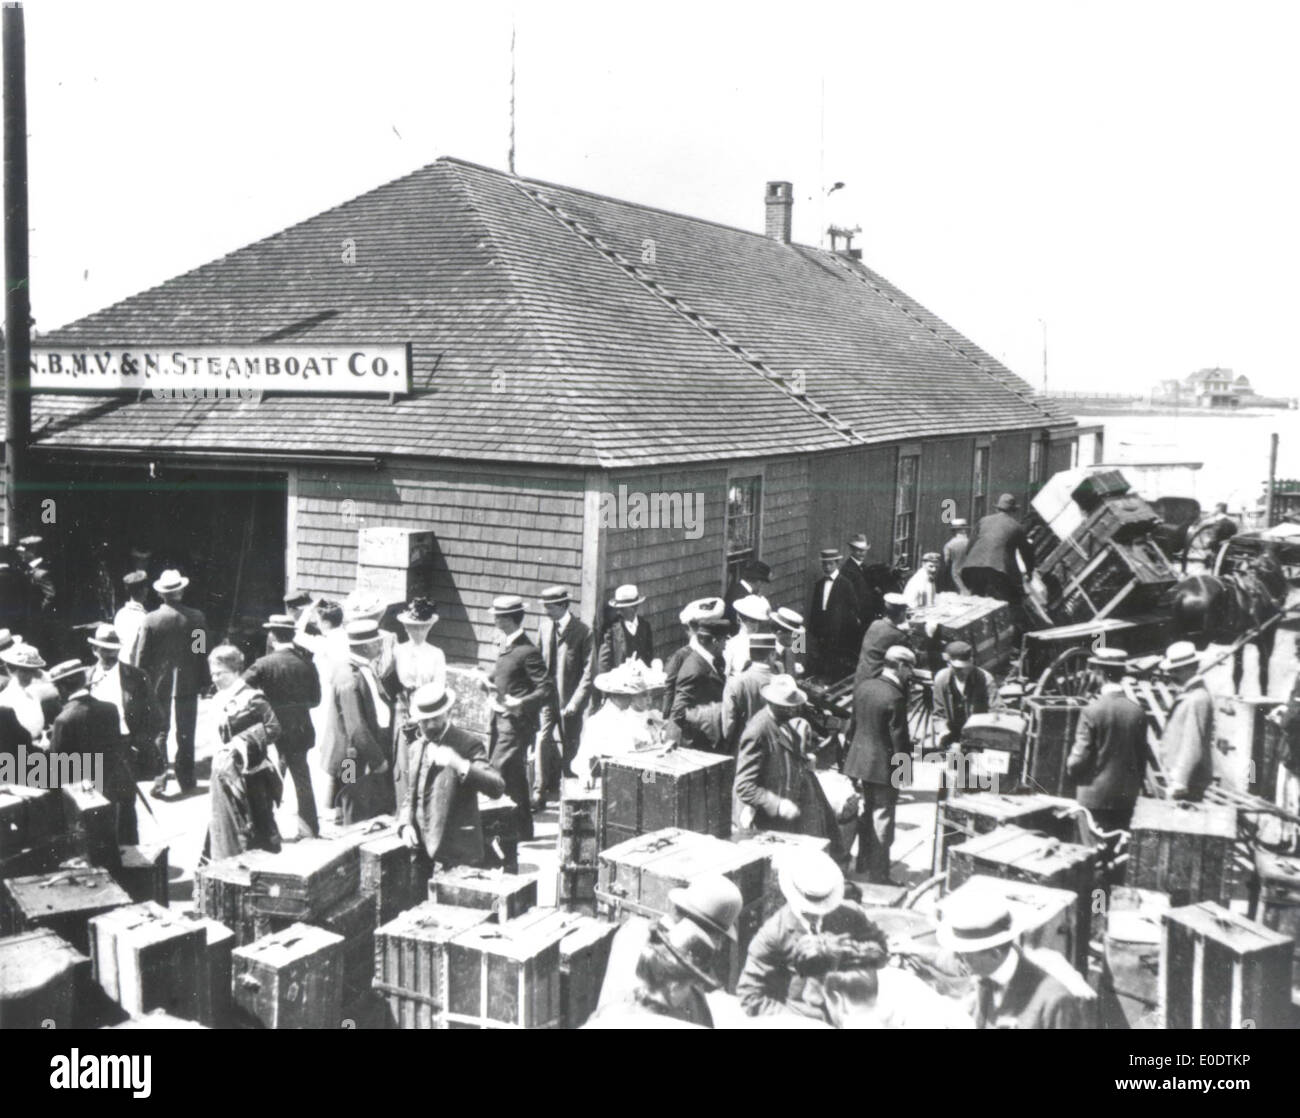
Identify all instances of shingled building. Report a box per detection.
[20,158,1080,664]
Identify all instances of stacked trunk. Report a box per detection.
[557,779,602,914]
[1126,798,1237,906]
[372,901,492,1029]
[231,922,345,1029]
[0,927,90,1029]
[600,748,734,847]
[88,901,204,1021]
[429,866,537,921]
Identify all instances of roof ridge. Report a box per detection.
[508,180,865,445]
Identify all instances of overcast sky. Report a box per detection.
[9,0,1299,395]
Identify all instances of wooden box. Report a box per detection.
[359,833,417,925]
[315,892,378,999]
[176,910,235,1028]
[193,850,280,946]
[942,874,1084,973]
[1253,849,1300,979]
[0,783,31,858]
[443,908,567,1029]
[601,748,734,847]
[1100,887,1170,1030]
[113,844,169,907]
[429,866,537,921]
[1127,797,1237,906]
[0,832,76,880]
[0,928,90,1029]
[733,830,833,920]
[1161,901,1294,1030]
[558,779,602,914]
[947,825,1097,959]
[906,594,1016,673]
[2,785,64,847]
[248,838,360,921]
[372,902,493,1029]
[941,792,1071,841]
[231,922,345,1030]
[60,782,119,869]
[2,867,131,952]
[479,794,520,873]
[88,901,204,1020]
[557,914,618,1029]
[1023,696,1088,797]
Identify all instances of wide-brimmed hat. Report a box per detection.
[343,590,385,621]
[779,851,845,917]
[733,594,770,623]
[1,643,45,670]
[996,493,1019,512]
[883,592,908,611]
[122,570,148,588]
[153,569,189,594]
[87,623,122,650]
[283,588,313,609]
[397,597,440,627]
[593,662,648,696]
[768,607,805,635]
[738,559,771,583]
[848,534,870,551]
[538,585,570,607]
[345,619,383,645]
[49,659,86,686]
[936,893,1020,954]
[761,674,807,708]
[819,547,843,563]
[262,613,297,632]
[943,641,973,663]
[608,584,645,609]
[410,681,456,719]
[679,597,724,625]
[490,594,526,618]
[884,645,916,666]
[1160,641,1200,672]
[668,875,744,943]
[921,551,941,563]
[1088,647,1129,670]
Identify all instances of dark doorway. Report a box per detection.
[34,458,288,655]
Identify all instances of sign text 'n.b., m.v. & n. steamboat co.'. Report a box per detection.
[29,344,411,394]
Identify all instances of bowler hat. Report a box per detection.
[87,623,122,650]
[668,875,744,943]
[153,569,189,595]
[608,584,645,609]
[410,681,456,719]
[936,893,1020,954]
[733,594,771,623]
[996,493,1019,512]
[490,594,526,618]
[49,659,86,686]
[0,643,45,670]
[760,674,807,708]
[739,559,771,583]
[778,851,845,917]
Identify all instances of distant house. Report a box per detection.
[1185,367,1239,408]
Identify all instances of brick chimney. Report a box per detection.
[765,181,793,244]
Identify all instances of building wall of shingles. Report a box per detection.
[291,459,586,668]
[914,436,978,557]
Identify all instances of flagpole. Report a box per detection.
[3,2,31,545]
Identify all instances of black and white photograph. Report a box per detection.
[0,0,1296,1068]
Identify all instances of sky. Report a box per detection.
[7,0,1300,396]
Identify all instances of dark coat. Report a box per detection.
[974,951,1084,1029]
[402,723,505,867]
[0,705,31,759]
[50,692,135,805]
[855,619,909,683]
[537,614,594,713]
[806,573,860,677]
[330,659,391,775]
[838,558,873,633]
[489,635,552,762]
[722,662,775,751]
[87,661,161,742]
[1066,688,1149,814]
[244,647,322,755]
[597,617,654,675]
[932,665,994,742]
[669,646,724,750]
[846,673,909,787]
[733,706,840,849]
[135,601,211,697]
[964,511,1035,581]
[660,644,691,718]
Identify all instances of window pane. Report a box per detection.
[726,476,761,559]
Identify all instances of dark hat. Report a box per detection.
[944,640,974,663]
[819,547,843,563]
[697,617,732,637]
[539,586,571,606]
[397,597,440,626]
[283,588,313,608]
[49,659,86,686]
[122,570,148,587]
[668,876,744,943]
[739,559,771,583]
[996,493,1019,512]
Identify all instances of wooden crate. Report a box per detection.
[176,910,235,1028]
[247,839,360,922]
[113,844,169,907]
[359,834,417,925]
[1023,696,1088,798]
[1161,901,1294,1030]
[906,594,1016,674]
[557,779,602,914]
[557,914,618,1029]
[193,850,281,946]
[940,791,1071,841]
[315,892,379,1000]
[947,825,1097,959]
[0,784,31,858]
[88,901,204,1020]
[942,874,1084,973]
[60,783,119,869]
[429,866,537,921]
[1253,849,1300,981]
[2,867,131,952]
[231,923,345,1030]
[732,830,833,921]
[372,902,493,1029]
[600,748,734,847]
[443,908,568,1029]
[0,928,90,1029]
[1127,797,1237,906]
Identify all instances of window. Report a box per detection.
[972,443,990,522]
[725,475,762,586]
[1029,434,1049,496]
[893,451,920,569]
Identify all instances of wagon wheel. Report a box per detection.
[908,671,938,755]
[1033,646,1100,698]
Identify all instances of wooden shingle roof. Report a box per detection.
[31,157,1072,468]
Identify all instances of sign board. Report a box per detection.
[30,344,410,395]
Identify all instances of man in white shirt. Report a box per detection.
[723,594,772,678]
[86,622,162,794]
[0,643,57,741]
[903,552,942,610]
[114,571,150,665]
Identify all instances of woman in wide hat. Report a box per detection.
[389,598,447,809]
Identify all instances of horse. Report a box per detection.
[1168,549,1288,694]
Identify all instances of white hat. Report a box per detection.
[884,645,916,665]
[153,569,189,594]
[1160,641,1200,672]
[936,893,1021,954]
[778,851,845,917]
[760,674,808,709]
[344,589,385,621]
[733,594,771,623]
[679,597,725,625]
[609,584,645,609]
[410,681,456,718]
[883,592,908,610]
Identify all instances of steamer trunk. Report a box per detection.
[429,867,537,921]
[177,910,236,1028]
[88,901,204,1020]
[372,901,492,1029]
[248,839,361,921]
[60,783,119,869]
[557,779,602,914]
[600,748,734,847]
[193,850,280,946]
[443,908,567,1029]
[231,923,345,1029]
[0,928,90,1029]
[2,867,131,952]
[556,913,618,1028]
[359,834,417,925]
[1126,797,1237,906]
[1023,696,1087,797]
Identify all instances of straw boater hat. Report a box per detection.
[48,660,86,686]
[410,680,455,719]
[667,875,744,943]
[87,623,122,650]
[490,594,526,618]
[122,570,148,588]
[679,597,724,625]
[608,584,645,609]
[538,586,570,607]
[345,619,383,646]
[936,893,1021,955]
[733,594,770,623]
[768,607,805,635]
[152,569,189,595]
[1088,647,1129,671]
[950,518,969,529]
[819,546,843,563]
[262,613,297,633]
[760,674,807,709]
[779,850,846,917]
[1,643,45,670]
[1160,641,1200,673]
[344,590,385,621]
[397,597,440,627]
[747,632,778,654]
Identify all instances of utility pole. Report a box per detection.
[507,21,516,175]
[3,2,31,545]
[1266,431,1279,527]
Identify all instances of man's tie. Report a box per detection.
[549,623,559,675]
[974,978,996,1030]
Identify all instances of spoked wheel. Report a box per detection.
[908,672,937,755]
[1033,646,1101,699]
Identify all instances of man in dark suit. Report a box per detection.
[938,893,1084,1029]
[962,494,1035,604]
[668,617,728,751]
[245,614,323,838]
[86,623,162,826]
[399,680,506,873]
[331,619,396,824]
[48,660,138,843]
[661,597,725,718]
[855,594,911,684]
[932,640,995,748]
[846,645,914,882]
[1066,649,1148,831]
[806,547,859,681]
[134,569,209,796]
[533,586,594,809]
[597,584,654,675]
[485,594,553,841]
[839,534,877,641]
[724,559,772,632]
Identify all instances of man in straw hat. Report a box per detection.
[1158,640,1215,801]
[807,546,859,680]
[768,606,805,679]
[722,631,780,751]
[0,641,59,741]
[855,592,911,685]
[669,616,729,751]
[847,645,915,882]
[936,892,1083,1029]
[399,680,505,873]
[597,584,654,676]
[330,618,397,823]
[485,594,553,840]
[114,570,150,666]
[737,850,887,1019]
[245,614,324,838]
[1066,647,1148,831]
[87,622,162,787]
[135,569,209,796]
[533,586,594,810]
[733,674,842,858]
[661,597,724,717]
[962,493,1035,605]
[723,594,772,679]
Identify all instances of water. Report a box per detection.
[1078,409,1300,514]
